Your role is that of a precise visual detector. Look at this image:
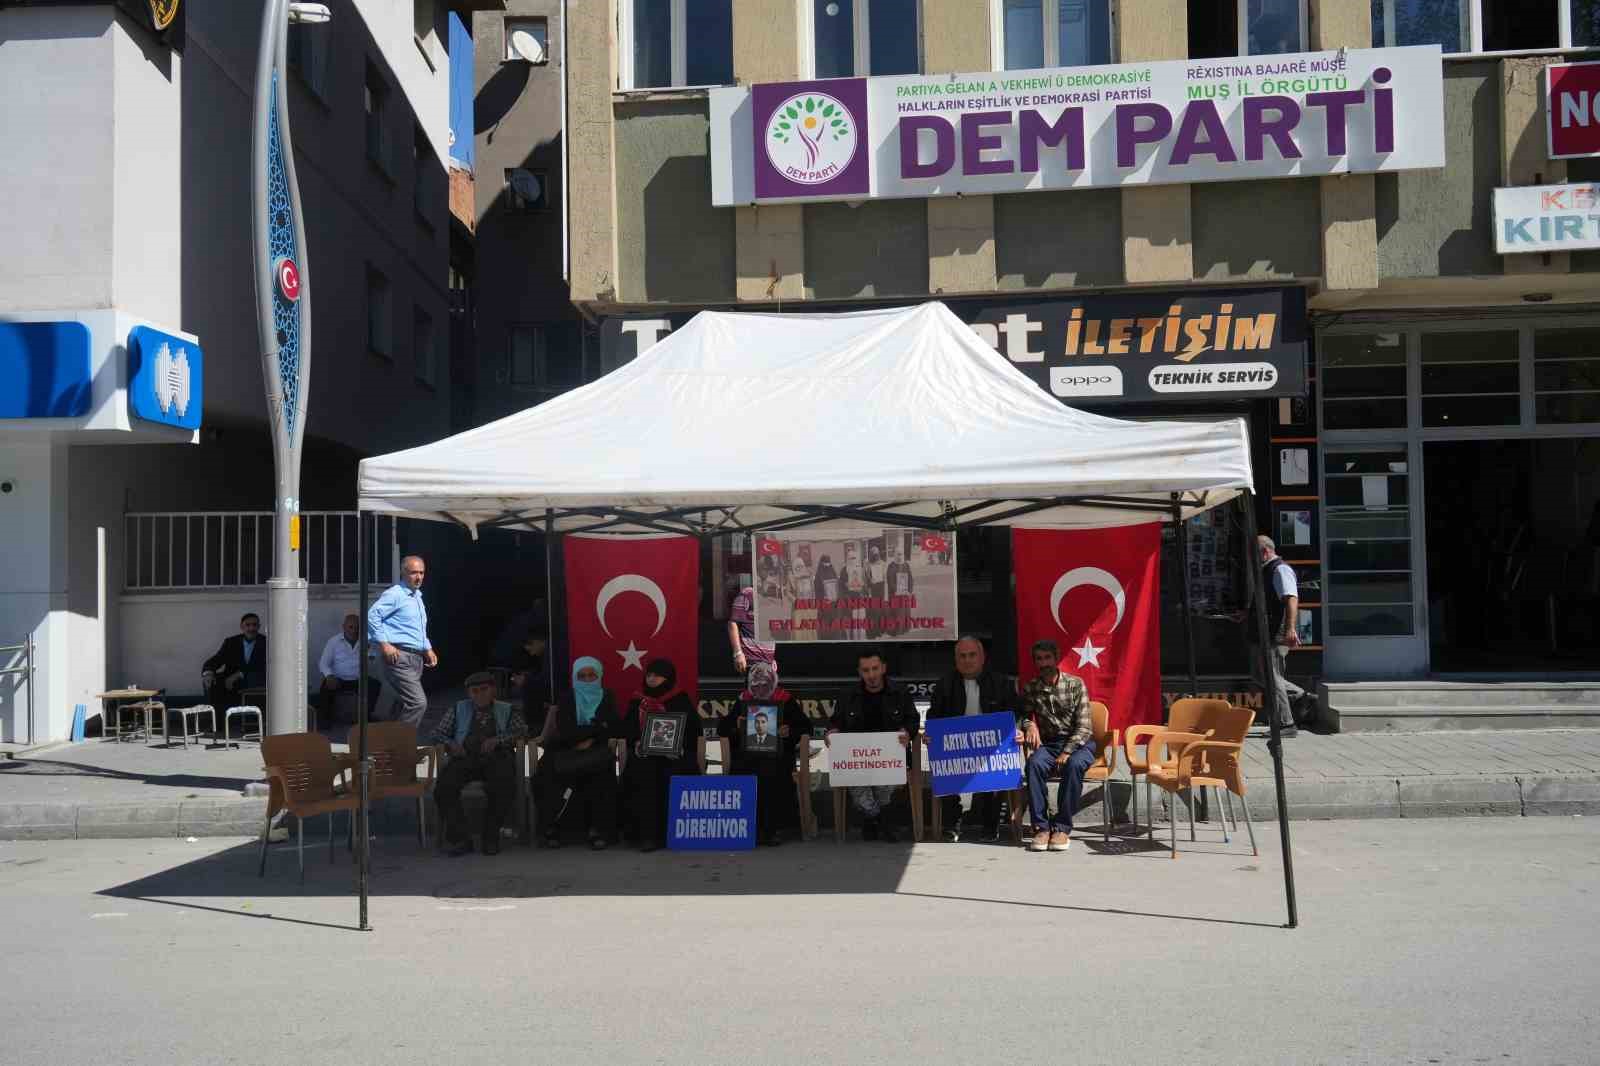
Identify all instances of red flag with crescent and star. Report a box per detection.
[564,534,700,700]
[1012,525,1161,734]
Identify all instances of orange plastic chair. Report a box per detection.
[348,722,437,849]
[1146,704,1257,859]
[258,733,358,882]
[1019,701,1119,843]
[1124,697,1225,837]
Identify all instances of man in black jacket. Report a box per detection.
[927,636,1018,842]
[202,613,267,710]
[827,648,917,842]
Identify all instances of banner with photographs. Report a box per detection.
[751,526,958,643]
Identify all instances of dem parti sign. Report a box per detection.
[710,46,1443,206]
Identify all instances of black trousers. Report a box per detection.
[537,764,617,840]
[317,679,374,726]
[941,790,1003,833]
[755,770,799,837]
[434,753,517,844]
[624,756,677,845]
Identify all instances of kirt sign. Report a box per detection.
[712,45,1444,206]
[924,712,1023,798]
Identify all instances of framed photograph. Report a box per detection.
[744,703,781,755]
[1272,443,1318,495]
[1272,501,1319,558]
[640,710,688,760]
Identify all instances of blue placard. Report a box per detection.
[0,321,91,418]
[668,775,758,851]
[924,711,1024,797]
[128,324,203,430]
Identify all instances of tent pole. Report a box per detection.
[1171,494,1200,697]
[545,510,556,706]
[1241,490,1298,929]
[356,510,372,932]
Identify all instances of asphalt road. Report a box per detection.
[0,817,1594,1065]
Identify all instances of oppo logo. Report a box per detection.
[1050,365,1124,398]
[1060,374,1113,386]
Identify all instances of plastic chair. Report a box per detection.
[1146,704,1257,860]
[829,738,923,843]
[1124,697,1225,837]
[348,722,437,849]
[224,705,263,747]
[258,733,358,882]
[173,705,216,748]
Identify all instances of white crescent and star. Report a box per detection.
[595,573,668,671]
[1050,567,1126,669]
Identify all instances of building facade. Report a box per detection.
[528,0,1599,697]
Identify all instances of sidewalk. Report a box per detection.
[2,727,1598,840]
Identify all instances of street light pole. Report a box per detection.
[252,0,327,736]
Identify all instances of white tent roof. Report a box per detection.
[357,302,1253,535]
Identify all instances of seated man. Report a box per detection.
[1020,639,1095,854]
[827,648,917,843]
[202,612,267,710]
[316,613,369,726]
[430,671,528,857]
[927,635,1018,842]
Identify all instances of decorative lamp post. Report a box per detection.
[252,0,329,738]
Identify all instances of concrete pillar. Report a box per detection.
[1501,56,1569,275]
[1310,0,1378,290]
[733,0,805,300]
[0,443,73,744]
[1118,0,1191,283]
[566,0,618,304]
[924,0,996,293]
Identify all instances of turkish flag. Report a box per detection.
[565,534,700,699]
[921,534,950,554]
[1012,525,1161,735]
[758,537,783,557]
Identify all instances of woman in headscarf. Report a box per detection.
[787,550,816,642]
[719,662,810,846]
[813,553,840,640]
[620,657,702,851]
[538,656,620,850]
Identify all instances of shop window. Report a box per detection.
[367,266,392,359]
[1324,449,1414,637]
[627,0,733,89]
[812,0,920,78]
[1369,0,1469,51]
[1370,1,1600,52]
[1188,0,1303,58]
[999,0,1113,70]
[1480,0,1558,51]
[414,307,437,389]
[1419,330,1518,427]
[509,324,580,394]
[287,20,330,100]
[1577,0,1600,46]
[1321,333,1407,430]
[1534,327,1600,424]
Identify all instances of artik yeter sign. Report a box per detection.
[711,46,1444,206]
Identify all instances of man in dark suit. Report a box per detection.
[202,612,267,710]
[928,636,1019,842]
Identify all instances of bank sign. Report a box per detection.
[600,287,1305,404]
[711,46,1444,205]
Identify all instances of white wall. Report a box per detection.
[0,444,70,745]
[111,12,183,326]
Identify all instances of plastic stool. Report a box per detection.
[224,705,262,747]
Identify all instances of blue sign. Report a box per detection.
[668,775,757,851]
[128,325,203,430]
[0,321,91,418]
[925,711,1024,797]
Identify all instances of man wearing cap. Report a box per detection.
[429,671,528,856]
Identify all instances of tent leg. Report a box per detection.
[1240,490,1298,929]
[356,511,372,933]
[545,510,557,707]
[1171,494,1201,698]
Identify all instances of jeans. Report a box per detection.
[381,650,428,726]
[1025,736,1097,832]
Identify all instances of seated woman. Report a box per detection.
[620,658,702,852]
[538,656,619,850]
[719,663,810,846]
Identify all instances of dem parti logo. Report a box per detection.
[764,91,858,184]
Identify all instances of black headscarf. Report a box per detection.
[642,658,677,698]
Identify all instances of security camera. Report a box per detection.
[0,480,15,494]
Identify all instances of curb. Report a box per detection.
[2,775,1596,842]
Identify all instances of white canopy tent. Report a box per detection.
[356,302,1253,535]
[350,302,1298,929]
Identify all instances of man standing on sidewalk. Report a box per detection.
[368,555,436,726]
[1257,535,1303,735]
[1020,639,1094,853]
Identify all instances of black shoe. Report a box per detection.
[589,836,608,851]
[983,824,1004,842]
[446,839,474,857]
[541,834,562,849]
[481,834,501,856]
[879,824,900,844]
[861,819,880,841]
[640,840,660,853]
[942,827,960,843]
[762,832,782,847]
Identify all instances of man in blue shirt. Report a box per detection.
[368,555,436,726]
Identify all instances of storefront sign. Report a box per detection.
[128,325,204,430]
[827,732,907,787]
[1546,61,1600,159]
[599,287,1305,404]
[712,46,1444,206]
[0,321,91,418]
[752,527,958,643]
[667,776,757,850]
[924,712,1023,797]
[1493,183,1600,252]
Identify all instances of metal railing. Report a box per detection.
[124,511,397,590]
[1,638,34,747]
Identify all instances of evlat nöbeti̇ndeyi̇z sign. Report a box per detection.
[710,46,1444,205]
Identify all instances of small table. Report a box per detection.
[95,689,160,742]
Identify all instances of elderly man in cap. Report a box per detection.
[429,671,528,856]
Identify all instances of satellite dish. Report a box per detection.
[508,26,545,63]
[510,169,542,203]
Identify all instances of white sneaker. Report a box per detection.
[267,825,289,843]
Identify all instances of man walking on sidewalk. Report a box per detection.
[1257,535,1303,735]
[368,555,436,726]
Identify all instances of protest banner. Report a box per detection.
[668,775,757,851]
[923,712,1023,798]
[826,731,907,788]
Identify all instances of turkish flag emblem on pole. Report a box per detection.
[1012,525,1162,734]
[564,534,700,699]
